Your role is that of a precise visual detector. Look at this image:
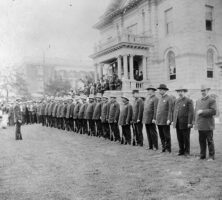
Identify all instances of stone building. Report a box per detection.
[91,0,222,116]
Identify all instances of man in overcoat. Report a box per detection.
[85,95,96,136]
[108,95,120,141]
[173,86,194,156]
[73,96,82,133]
[118,96,132,145]
[156,84,173,153]
[78,95,88,134]
[93,93,103,137]
[14,99,23,140]
[101,95,110,139]
[195,85,216,160]
[143,85,159,150]
[132,90,144,146]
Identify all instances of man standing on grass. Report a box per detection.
[85,95,96,136]
[143,85,159,151]
[132,90,144,146]
[108,95,120,142]
[195,85,216,161]
[118,96,132,145]
[101,95,110,139]
[14,99,23,140]
[173,86,194,156]
[93,93,103,137]
[156,84,173,153]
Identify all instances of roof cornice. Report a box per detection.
[93,0,145,30]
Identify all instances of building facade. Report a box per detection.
[91,0,222,116]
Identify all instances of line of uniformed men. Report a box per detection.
[39,83,217,161]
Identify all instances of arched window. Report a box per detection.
[207,49,214,78]
[167,51,176,80]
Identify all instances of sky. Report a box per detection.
[0,0,110,70]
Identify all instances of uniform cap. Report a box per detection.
[96,93,102,98]
[200,85,211,91]
[157,84,169,91]
[175,86,188,92]
[121,95,129,101]
[146,85,157,91]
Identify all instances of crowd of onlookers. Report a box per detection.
[80,74,122,96]
[0,101,40,128]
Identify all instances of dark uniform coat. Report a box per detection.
[143,94,159,124]
[78,103,87,119]
[14,105,22,122]
[73,102,81,119]
[85,102,95,120]
[173,96,194,129]
[40,103,46,116]
[69,103,75,118]
[52,103,58,117]
[108,102,120,123]
[66,103,71,118]
[132,98,144,123]
[118,103,133,126]
[195,96,216,131]
[156,94,173,125]
[56,104,62,118]
[93,102,102,120]
[101,102,109,123]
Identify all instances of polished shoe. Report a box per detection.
[177,153,184,156]
[199,156,206,160]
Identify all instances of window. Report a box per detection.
[206,5,213,31]
[165,8,173,35]
[207,49,214,78]
[167,51,176,80]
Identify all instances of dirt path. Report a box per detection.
[0,124,222,200]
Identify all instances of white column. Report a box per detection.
[117,56,122,79]
[143,56,147,80]
[99,64,103,80]
[130,55,134,80]
[94,64,98,82]
[123,55,128,79]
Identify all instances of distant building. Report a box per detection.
[22,57,92,96]
[91,0,222,116]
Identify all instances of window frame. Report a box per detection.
[205,5,214,31]
[165,8,173,35]
[166,51,176,80]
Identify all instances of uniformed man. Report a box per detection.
[73,96,82,133]
[61,99,67,130]
[156,84,173,153]
[132,90,144,146]
[40,101,46,126]
[143,85,159,150]
[101,94,110,139]
[93,93,103,137]
[44,100,50,127]
[14,99,23,140]
[78,95,88,134]
[56,98,63,129]
[65,98,72,131]
[173,86,194,156]
[52,98,58,128]
[195,85,216,161]
[69,98,75,131]
[108,95,120,142]
[118,96,132,145]
[85,94,96,136]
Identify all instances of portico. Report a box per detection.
[91,33,152,90]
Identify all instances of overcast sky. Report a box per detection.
[0,0,110,70]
